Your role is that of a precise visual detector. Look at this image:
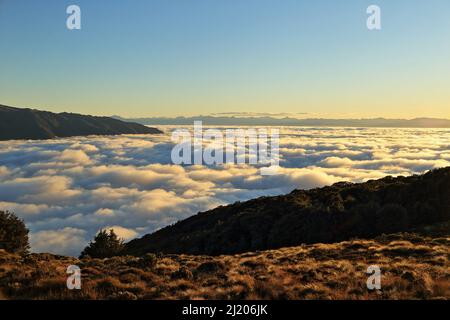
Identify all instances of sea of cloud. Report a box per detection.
[0,126,449,256]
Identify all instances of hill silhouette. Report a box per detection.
[114,114,450,128]
[125,168,450,256]
[0,104,162,140]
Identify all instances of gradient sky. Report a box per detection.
[0,0,449,118]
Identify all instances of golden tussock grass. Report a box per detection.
[0,233,448,300]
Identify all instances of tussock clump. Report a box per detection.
[119,273,141,284]
[195,261,225,275]
[171,266,193,280]
[140,253,158,269]
[108,291,138,300]
[95,277,123,295]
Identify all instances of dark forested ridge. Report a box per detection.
[0,104,162,140]
[125,167,450,256]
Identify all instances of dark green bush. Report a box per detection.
[0,211,30,254]
[80,229,124,259]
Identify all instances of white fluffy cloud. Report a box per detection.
[0,166,10,177]
[30,227,87,257]
[102,226,138,241]
[0,127,449,256]
[59,149,91,164]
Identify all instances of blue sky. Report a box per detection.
[0,0,449,118]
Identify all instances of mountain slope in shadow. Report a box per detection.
[0,104,162,140]
[125,167,450,256]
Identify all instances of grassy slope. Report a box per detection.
[1,233,448,300]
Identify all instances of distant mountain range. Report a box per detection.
[113,115,450,128]
[124,167,450,256]
[0,105,162,141]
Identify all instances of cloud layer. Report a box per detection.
[0,127,449,256]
